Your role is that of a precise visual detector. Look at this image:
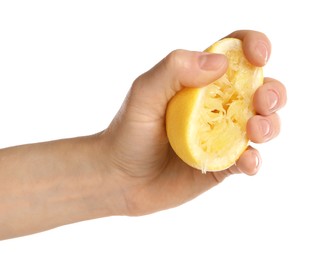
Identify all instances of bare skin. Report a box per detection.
[0,30,287,240]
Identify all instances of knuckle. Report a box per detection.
[164,49,184,68]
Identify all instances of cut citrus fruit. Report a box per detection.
[166,38,264,173]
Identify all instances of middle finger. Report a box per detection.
[253,78,287,116]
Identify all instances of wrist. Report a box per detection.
[67,133,128,220]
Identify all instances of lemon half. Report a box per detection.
[166,38,264,172]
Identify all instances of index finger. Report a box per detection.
[225,30,271,67]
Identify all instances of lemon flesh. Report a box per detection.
[166,38,264,173]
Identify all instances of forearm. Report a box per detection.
[0,134,121,240]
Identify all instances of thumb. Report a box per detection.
[126,49,228,121]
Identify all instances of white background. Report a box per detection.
[0,0,331,259]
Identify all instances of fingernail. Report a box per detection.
[255,41,269,65]
[260,119,271,137]
[267,89,279,111]
[254,152,262,172]
[248,151,261,175]
[198,53,226,71]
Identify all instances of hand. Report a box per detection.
[100,30,287,216]
[0,30,287,240]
